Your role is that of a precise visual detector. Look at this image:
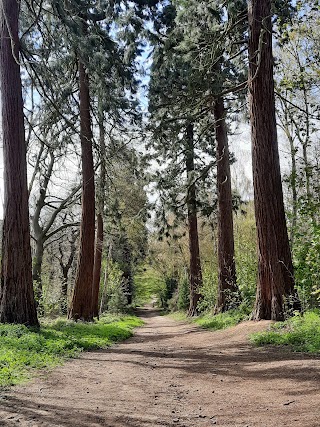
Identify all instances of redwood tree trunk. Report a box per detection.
[69,55,95,321]
[214,97,239,313]
[248,0,300,320]
[92,113,106,317]
[0,0,38,326]
[186,124,203,316]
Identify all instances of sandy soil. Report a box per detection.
[0,307,319,427]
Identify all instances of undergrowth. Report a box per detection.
[0,314,143,388]
[251,310,320,353]
[170,307,250,331]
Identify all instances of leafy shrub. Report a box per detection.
[197,263,218,312]
[293,219,320,310]
[100,261,128,313]
[251,310,320,353]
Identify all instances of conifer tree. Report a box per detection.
[149,1,246,313]
[148,4,218,315]
[0,0,38,326]
[248,0,300,320]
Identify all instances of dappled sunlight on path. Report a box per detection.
[0,307,319,426]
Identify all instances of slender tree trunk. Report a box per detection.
[61,269,68,297]
[92,214,103,316]
[122,236,133,305]
[61,267,69,315]
[282,114,297,248]
[248,0,300,321]
[59,234,77,314]
[31,149,54,303]
[186,124,203,316]
[99,243,112,315]
[214,97,239,313]
[32,237,45,303]
[92,112,106,317]
[0,0,38,326]
[69,51,95,321]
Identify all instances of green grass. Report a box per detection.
[251,310,320,353]
[170,308,250,331]
[0,314,143,388]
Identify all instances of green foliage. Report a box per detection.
[176,276,190,311]
[251,311,320,353]
[293,219,320,309]
[133,267,167,306]
[0,315,143,388]
[234,205,258,308]
[100,260,128,313]
[195,308,249,330]
[197,263,218,312]
[133,264,180,310]
[170,306,249,330]
[168,273,190,311]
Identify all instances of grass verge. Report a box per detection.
[251,310,320,353]
[170,308,249,331]
[0,314,143,388]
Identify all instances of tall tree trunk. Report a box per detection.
[0,0,38,326]
[214,97,239,313]
[186,124,203,316]
[248,0,300,321]
[92,111,106,317]
[69,51,95,321]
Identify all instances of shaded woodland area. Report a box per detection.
[0,0,320,327]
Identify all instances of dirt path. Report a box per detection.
[0,308,319,427]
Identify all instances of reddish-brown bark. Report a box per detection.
[248,0,300,320]
[214,98,239,313]
[186,124,203,316]
[0,0,39,326]
[68,56,95,321]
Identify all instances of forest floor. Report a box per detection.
[0,306,319,427]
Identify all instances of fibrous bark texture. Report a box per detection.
[69,58,95,321]
[214,98,239,313]
[0,0,39,326]
[248,0,300,320]
[186,124,203,316]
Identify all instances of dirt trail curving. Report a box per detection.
[0,307,319,427]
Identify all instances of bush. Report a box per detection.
[197,262,218,312]
[293,219,320,310]
[251,310,320,353]
[100,261,128,313]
